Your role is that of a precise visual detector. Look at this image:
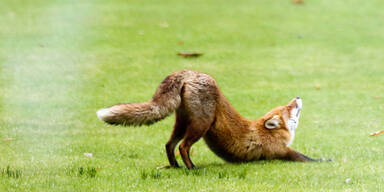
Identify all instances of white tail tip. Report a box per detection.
[97,108,113,121]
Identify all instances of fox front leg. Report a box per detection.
[283,148,331,162]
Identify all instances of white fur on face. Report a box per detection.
[286,97,302,146]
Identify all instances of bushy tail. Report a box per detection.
[97,72,184,126]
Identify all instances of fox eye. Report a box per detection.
[264,115,281,129]
[266,122,277,128]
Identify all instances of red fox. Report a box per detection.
[97,70,328,169]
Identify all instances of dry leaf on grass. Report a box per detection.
[159,22,169,28]
[177,52,203,58]
[156,165,172,169]
[293,0,304,4]
[370,130,384,136]
[84,153,93,157]
[3,138,14,142]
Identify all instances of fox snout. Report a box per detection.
[286,97,302,146]
[289,96,302,118]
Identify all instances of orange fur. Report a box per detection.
[97,70,327,169]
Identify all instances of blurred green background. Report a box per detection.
[0,0,383,191]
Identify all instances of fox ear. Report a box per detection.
[265,115,281,129]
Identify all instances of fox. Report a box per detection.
[97,70,328,169]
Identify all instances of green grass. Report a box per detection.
[0,0,383,191]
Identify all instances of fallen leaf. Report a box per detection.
[345,178,351,184]
[159,22,169,28]
[156,165,172,169]
[370,130,384,136]
[343,157,348,163]
[177,52,203,58]
[4,138,13,142]
[84,153,93,157]
[293,0,304,4]
[177,41,184,45]
[315,87,321,91]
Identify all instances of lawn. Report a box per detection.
[0,0,383,191]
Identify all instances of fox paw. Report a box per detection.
[317,158,333,162]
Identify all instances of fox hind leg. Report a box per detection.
[165,111,188,168]
[176,79,217,169]
[179,120,213,169]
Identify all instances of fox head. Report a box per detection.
[261,97,302,146]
